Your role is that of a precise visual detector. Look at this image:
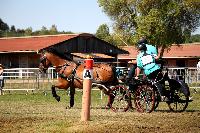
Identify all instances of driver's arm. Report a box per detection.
[154,55,159,60]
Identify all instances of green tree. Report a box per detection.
[0,18,9,37]
[98,0,138,45]
[190,34,200,42]
[39,26,49,35]
[16,29,25,36]
[32,30,40,36]
[25,27,33,36]
[96,24,110,39]
[10,25,16,33]
[98,0,200,56]
[6,25,16,37]
[95,24,117,45]
[0,18,9,31]
[49,24,58,35]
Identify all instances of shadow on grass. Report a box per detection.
[64,106,111,110]
[185,110,200,112]
[153,109,200,113]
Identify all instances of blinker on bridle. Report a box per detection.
[40,54,49,70]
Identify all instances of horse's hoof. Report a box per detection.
[105,105,111,109]
[55,96,60,102]
[129,106,134,111]
[66,106,71,109]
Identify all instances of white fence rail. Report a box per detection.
[1,67,200,94]
[2,68,55,93]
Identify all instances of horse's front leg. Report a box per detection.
[106,93,114,109]
[51,85,60,102]
[66,87,75,109]
[69,87,75,108]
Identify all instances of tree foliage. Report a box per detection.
[10,25,16,32]
[0,18,9,31]
[49,24,58,35]
[95,24,128,46]
[39,26,49,35]
[190,34,200,43]
[96,24,110,39]
[98,0,200,56]
[0,18,9,37]
[25,27,33,36]
[0,18,74,38]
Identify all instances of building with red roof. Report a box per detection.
[0,33,199,68]
[0,33,128,68]
[118,43,200,67]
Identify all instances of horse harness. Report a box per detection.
[54,63,112,84]
[40,53,114,84]
[54,63,79,82]
[40,53,78,82]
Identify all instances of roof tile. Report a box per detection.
[0,34,78,52]
[118,43,200,59]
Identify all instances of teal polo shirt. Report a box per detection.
[137,51,160,76]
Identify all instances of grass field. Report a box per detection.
[0,89,200,133]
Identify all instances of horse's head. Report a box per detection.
[39,52,51,73]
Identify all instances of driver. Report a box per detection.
[135,43,168,101]
[127,37,158,82]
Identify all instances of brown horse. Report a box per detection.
[39,50,118,108]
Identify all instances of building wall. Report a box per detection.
[0,53,20,68]
[167,59,176,67]
[0,52,199,68]
[0,52,40,68]
[119,58,199,68]
[187,59,198,67]
[167,59,198,67]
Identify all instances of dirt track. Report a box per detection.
[0,91,200,133]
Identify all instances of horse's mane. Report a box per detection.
[45,48,73,61]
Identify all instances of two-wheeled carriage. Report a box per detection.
[108,66,192,113]
[134,68,192,113]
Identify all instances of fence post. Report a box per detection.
[81,55,93,121]
[19,69,22,78]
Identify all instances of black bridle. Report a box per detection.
[39,53,51,73]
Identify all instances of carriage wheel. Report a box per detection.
[134,85,155,113]
[109,85,131,112]
[167,89,189,112]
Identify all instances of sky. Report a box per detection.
[0,0,112,34]
[0,0,199,35]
